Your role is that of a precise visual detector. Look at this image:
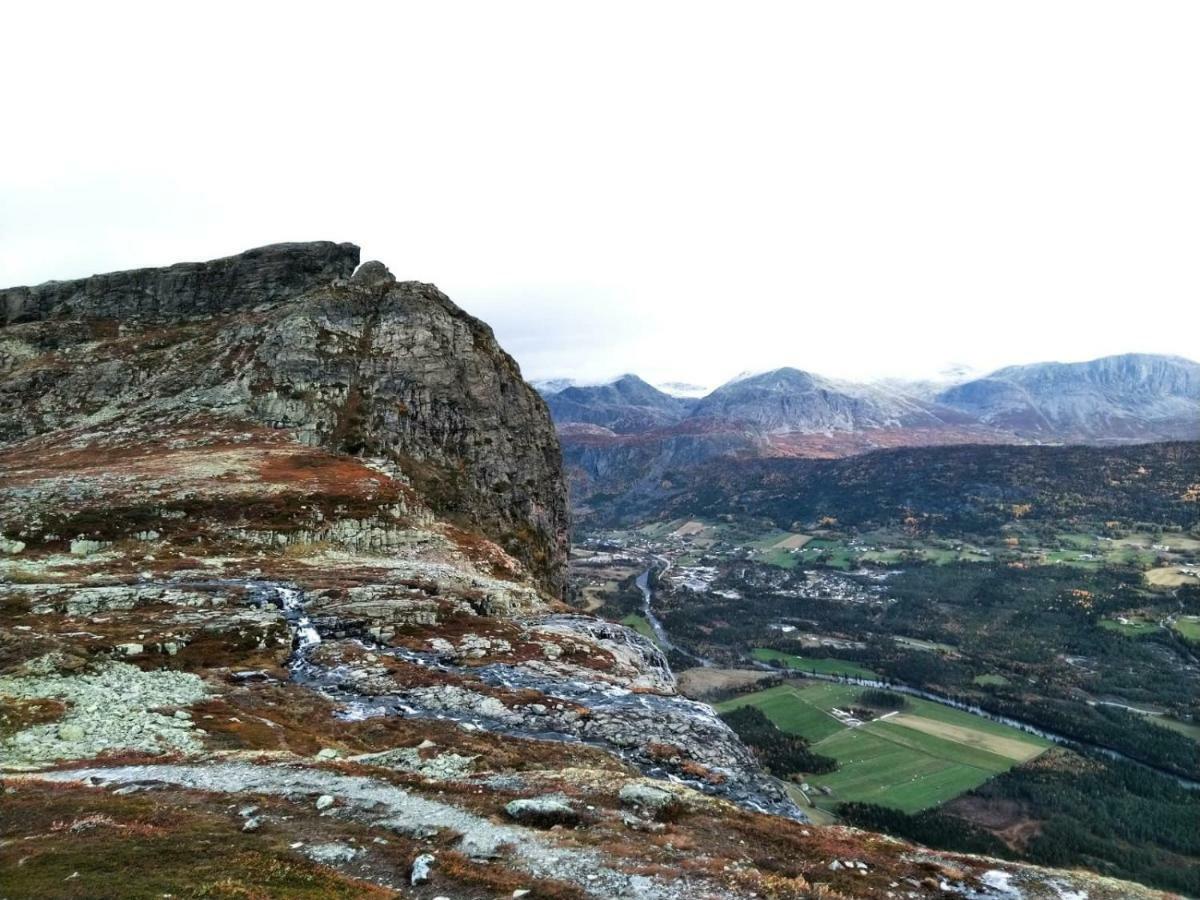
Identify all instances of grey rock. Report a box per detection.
[315,794,335,810]
[350,260,396,288]
[0,243,569,594]
[57,723,86,742]
[305,842,360,865]
[410,852,436,885]
[621,811,665,833]
[459,831,507,860]
[504,796,579,827]
[1,241,359,325]
[618,782,677,817]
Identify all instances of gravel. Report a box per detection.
[0,661,208,768]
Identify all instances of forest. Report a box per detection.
[651,441,1200,533]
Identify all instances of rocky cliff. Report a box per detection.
[0,247,1170,899]
[0,242,568,595]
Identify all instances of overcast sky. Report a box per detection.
[3,2,1197,388]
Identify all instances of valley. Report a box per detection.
[569,483,1200,895]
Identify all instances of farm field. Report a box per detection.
[1151,715,1200,742]
[750,648,877,678]
[716,681,1049,814]
[716,683,848,742]
[1174,616,1200,641]
[972,673,1010,687]
[1145,565,1200,587]
[1099,616,1161,636]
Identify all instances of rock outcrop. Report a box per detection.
[0,241,360,325]
[0,242,568,594]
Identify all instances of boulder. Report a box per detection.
[410,852,436,885]
[504,796,580,827]
[618,781,679,818]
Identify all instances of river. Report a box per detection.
[635,569,710,667]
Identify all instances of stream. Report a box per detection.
[259,581,803,818]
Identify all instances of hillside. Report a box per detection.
[0,245,1174,899]
[599,441,1200,531]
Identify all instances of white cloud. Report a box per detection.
[3,1,1197,385]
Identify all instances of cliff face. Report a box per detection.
[0,243,568,594]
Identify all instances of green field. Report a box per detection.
[1099,616,1161,636]
[754,547,802,569]
[620,614,663,648]
[750,648,877,678]
[716,681,1049,813]
[716,683,848,742]
[1151,715,1200,742]
[1173,616,1200,641]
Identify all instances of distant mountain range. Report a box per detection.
[935,353,1200,442]
[537,354,1200,513]
[542,374,693,433]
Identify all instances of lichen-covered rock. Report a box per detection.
[504,795,579,827]
[0,662,208,768]
[618,781,679,818]
[0,243,568,595]
[0,241,359,325]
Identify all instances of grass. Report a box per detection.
[1151,716,1200,742]
[750,648,877,678]
[717,681,1049,814]
[1173,616,1200,642]
[715,684,847,742]
[806,727,996,812]
[0,784,397,900]
[893,635,957,654]
[1098,616,1161,636]
[753,547,802,569]
[620,613,664,649]
[1145,566,1200,587]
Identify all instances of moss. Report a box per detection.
[0,784,396,900]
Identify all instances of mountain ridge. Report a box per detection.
[543,355,1199,510]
